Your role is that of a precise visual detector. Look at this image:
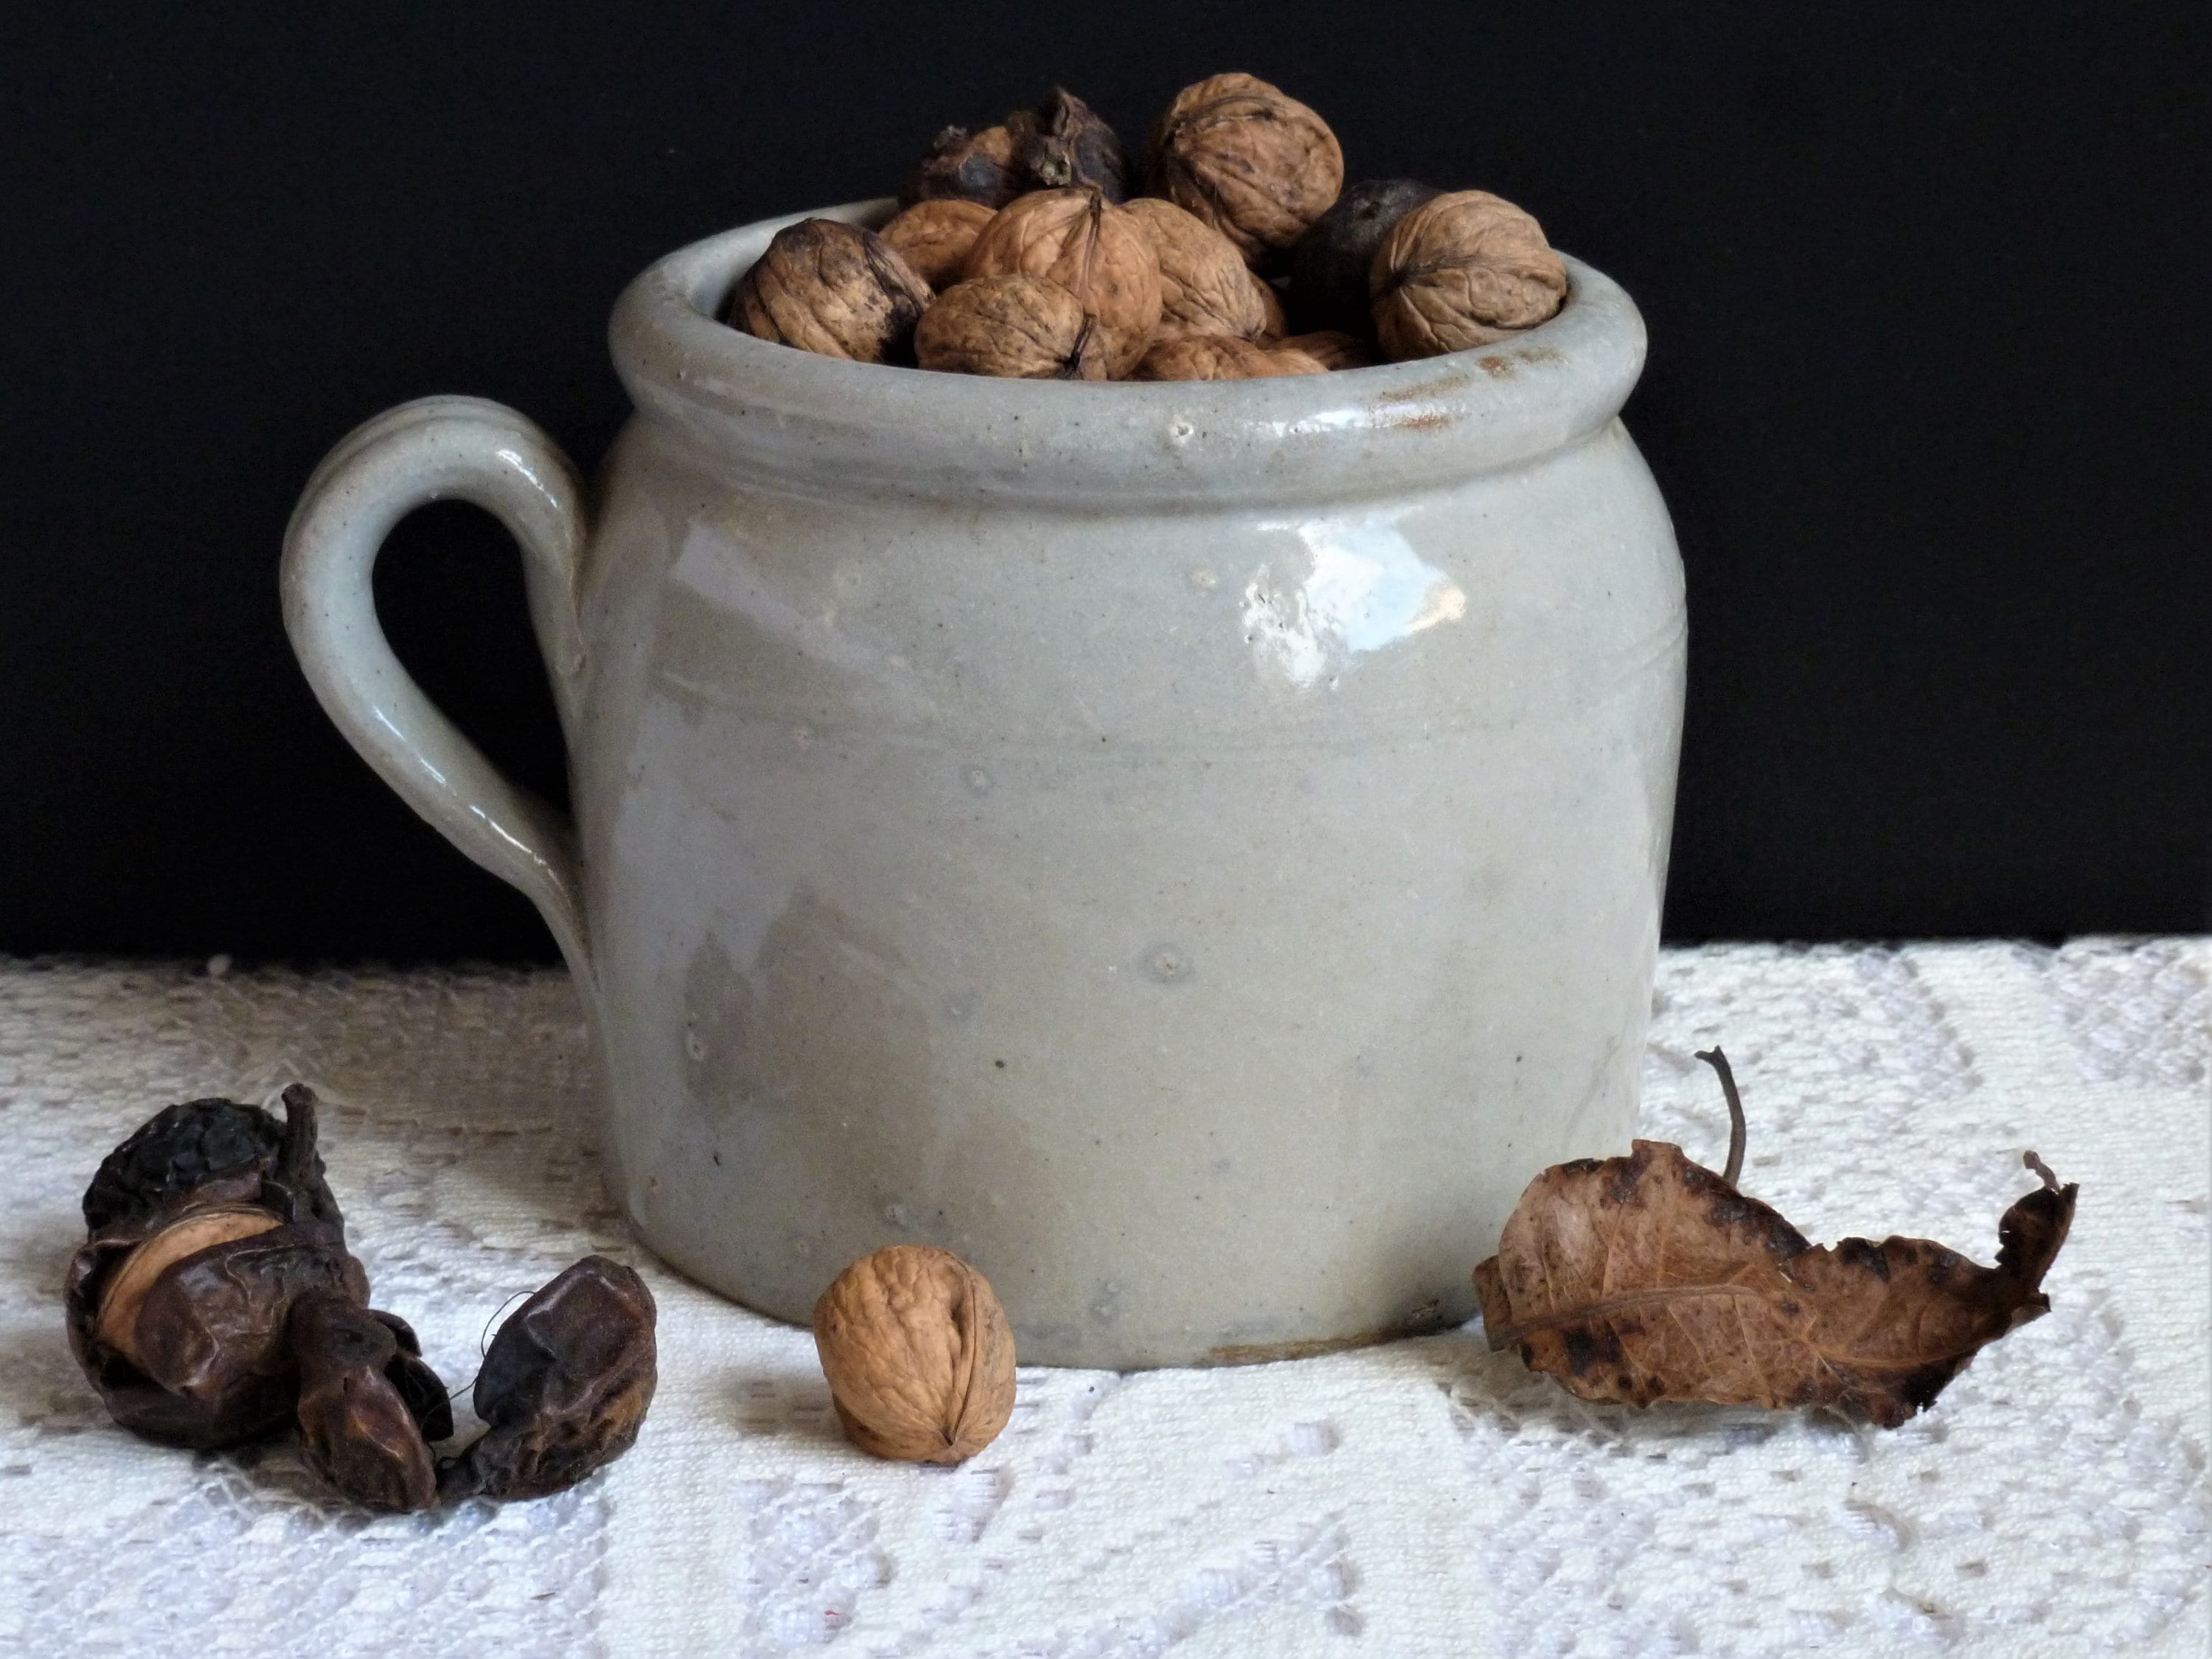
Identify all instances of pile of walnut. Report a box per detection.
[65,1086,656,1512]
[725,74,1568,381]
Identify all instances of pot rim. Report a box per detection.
[608,198,1646,508]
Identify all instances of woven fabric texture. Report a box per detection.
[0,940,2203,1657]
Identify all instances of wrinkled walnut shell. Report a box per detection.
[1134,335,1327,380]
[902,124,1022,209]
[1006,88,1126,201]
[1275,329,1377,371]
[879,199,995,292]
[1143,72,1343,262]
[440,1256,658,1503]
[726,218,933,364]
[1370,190,1568,360]
[1123,198,1276,345]
[813,1245,1016,1464]
[962,189,1162,377]
[916,275,1109,380]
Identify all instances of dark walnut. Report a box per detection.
[1006,88,1127,201]
[726,219,933,364]
[901,124,1022,209]
[961,188,1162,377]
[290,1293,449,1513]
[1275,329,1378,371]
[814,1245,1016,1464]
[83,1096,305,1234]
[1142,72,1343,263]
[915,275,1108,380]
[1133,335,1326,381]
[879,199,996,292]
[440,1256,658,1502]
[65,1086,369,1448]
[1123,198,1277,345]
[1370,189,1567,360]
[1288,178,1441,335]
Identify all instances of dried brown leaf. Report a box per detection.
[1473,1051,2076,1427]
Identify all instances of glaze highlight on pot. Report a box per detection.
[283,200,1685,1368]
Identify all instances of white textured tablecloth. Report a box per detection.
[0,941,2203,1657]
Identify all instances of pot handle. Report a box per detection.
[280,395,592,980]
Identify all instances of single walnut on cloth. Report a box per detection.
[1369,189,1568,359]
[813,1245,1017,1464]
[1123,198,1279,345]
[916,274,1108,379]
[1143,72,1343,262]
[1134,335,1327,380]
[726,219,934,364]
[880,199,996,292]
[962,189,1162,376]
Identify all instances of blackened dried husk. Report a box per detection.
[84,1097,290,1233]
[291,1293,443,1512]
[1009,88,1126,202]
[372,1307,456,1442]
[900,124,1022,209]
[1289,178,1443,336]
[64,1085,366,1448]
[441,1256,657,1502]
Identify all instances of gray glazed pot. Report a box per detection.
[282,200,1685,1367]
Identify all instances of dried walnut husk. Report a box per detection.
[1370,189,1567,360]
[814,1245,1015,1464]
[902,123,1023,209]
[291,1293,448,1512]
[1135,335,1326,380]
[1276,329,1377,371]
[440,1256,658,1502]
[65,1086,368,1448]
[962,188,1162,377]
[916,274,1108,380]
[1122,197,1277,345]
[1143,72,1343,262]
[726,218,933,364]
[1006,88,1127,201]
[1289,178,1441,335]
[880,198,995,292]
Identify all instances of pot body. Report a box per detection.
[284,203,1684,1367]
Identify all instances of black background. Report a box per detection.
[4,4,2207,962]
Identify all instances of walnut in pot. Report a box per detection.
[1370,190,1568,359]
[880,198,996,292]
[813,1245,1016,1464]
[1289,178,1442,335]
[1275,329,1378,371]
[902,124,1023,209]
[961,188,1162,376]
[1006,88,1127,200]
[1142,73,1343,263]
[1134,335,1327,380]
[1123,198,1278,345]
[915,275,1108,380]
[726,219,934,364]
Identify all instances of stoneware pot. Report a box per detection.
[282,199,1686,1368]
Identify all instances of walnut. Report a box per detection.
[1122,198,1276,344]
[813,1245,1016,1464]
[726,219,933,364]
[1133,335,1326,380]
[961,189,1162,377]
[1142,73,1343,262]
[1289,178,1441,335]
[1006,88,1127,201]
[880,199,996,292]
[902,124,1023,209]
[1370,190,1568,360]
[915,274,1108,380]
[1275,329,1379,371]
